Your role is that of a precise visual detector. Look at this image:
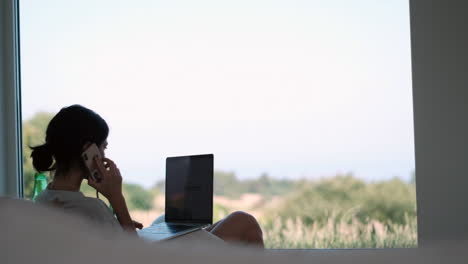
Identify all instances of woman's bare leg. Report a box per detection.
[206,211,264,248]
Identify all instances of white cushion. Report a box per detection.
[0,198,466,264]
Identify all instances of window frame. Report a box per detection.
[0,0,23,198]
[2,0,468,252]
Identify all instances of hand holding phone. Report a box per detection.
[88,157,124,201]
[81,143,103,182]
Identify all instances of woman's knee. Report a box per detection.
[229,211,262,234]
[229,211,256,224]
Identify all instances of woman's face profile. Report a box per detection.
[99,140,108,158]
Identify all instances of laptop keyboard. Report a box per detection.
[144,223,197,234]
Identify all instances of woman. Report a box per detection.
[32,104,264,247]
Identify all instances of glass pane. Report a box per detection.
[20,0,416,248]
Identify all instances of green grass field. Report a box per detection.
[261,215,417,249]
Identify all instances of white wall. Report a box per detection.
[410,0,468,244]
[0,0,467,249]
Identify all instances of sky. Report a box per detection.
[19,0,414,188]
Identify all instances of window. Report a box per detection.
[19,0,416,248]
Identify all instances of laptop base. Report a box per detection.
[137,222,206,242]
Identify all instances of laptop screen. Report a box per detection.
[165,154,213,224]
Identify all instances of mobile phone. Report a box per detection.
[81,143,103,182]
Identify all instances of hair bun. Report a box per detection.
[31,144,54,172]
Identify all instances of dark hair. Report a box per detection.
[31,105,109,174]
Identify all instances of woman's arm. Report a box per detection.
[90,158,136,234]
[108,194,135,233]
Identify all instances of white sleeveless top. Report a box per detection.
[36,188,123,232]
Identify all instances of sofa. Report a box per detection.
[1,197,466,264]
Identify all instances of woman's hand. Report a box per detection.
[88,157,123,201]
[133,220,144,230]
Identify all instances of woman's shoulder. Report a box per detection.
[76,197,122,231]
[38,190,108,215]
[36,189,121,230]
[36,188,88,206]
[78,195,108,207]
[72,195,111,215]
[66,196,121,228]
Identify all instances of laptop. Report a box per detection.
[137,154,214,241]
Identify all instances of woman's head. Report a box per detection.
[31,105,109,175]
